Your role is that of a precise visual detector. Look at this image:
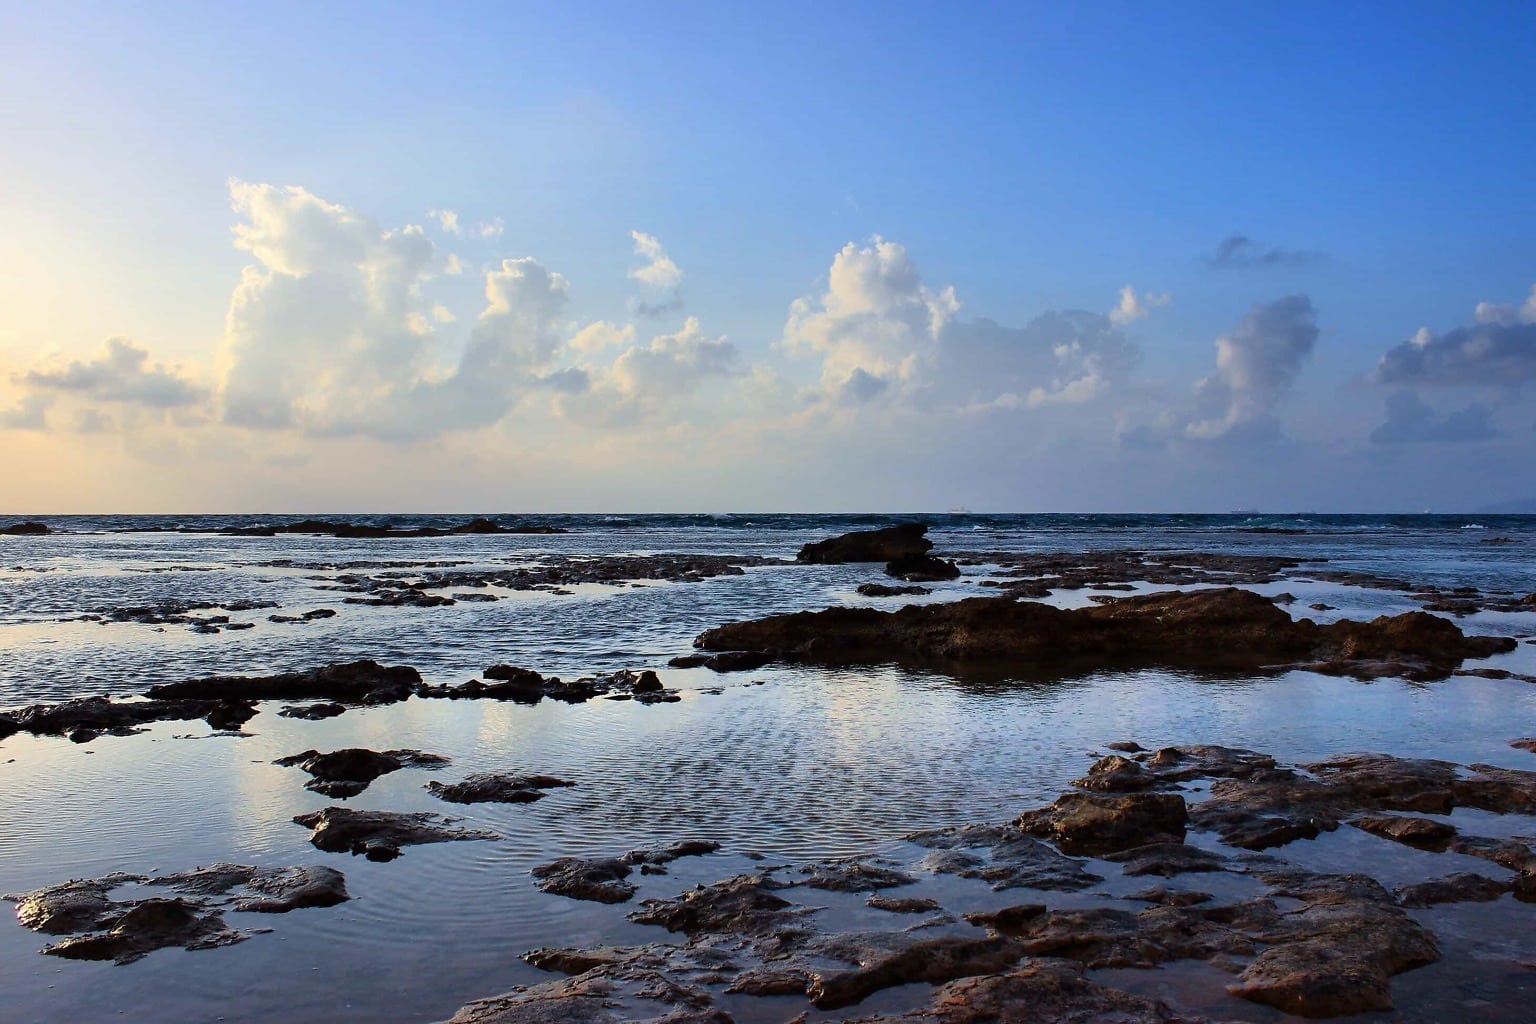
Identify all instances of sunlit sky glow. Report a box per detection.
[2,1,1534,512]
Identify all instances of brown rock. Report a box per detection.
[1015,792,1188,855]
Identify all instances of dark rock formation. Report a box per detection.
[147,659,421,705]
[797,523,933,564]
[278,702,347,720]
[222,518,567,538]
[275,747,448,797]
[629,874,811,937]
[1394,872,1508,907]
[268,608,338,624]
[5,863,348,965]
[856,583,933,598]
[427,773,574,804]
[531,857,637,903]
[884,553,960,582]
[867,895,941,913]
[7,694,258,739]
[696,586,1516,680]
[666,650,773,672]
[293,807,495,861]
[419,667,679,704]
[837,959,1213,1024]
[0,521,49,535]
[1015,792,1188,855]
[797,859,917,892]
[906,824,1102,891]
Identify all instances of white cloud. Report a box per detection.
[781,236,958,402]
[1377,283,1536,388]
[1108,284,1170,326]
[629,230,683,290]
[1183,294,1319,440]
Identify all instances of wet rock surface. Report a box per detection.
[532,842,720,902]
[6,694,258,739]
[695,586,1516,680]
[419,667,678,704]
[5,863,348,964]
[275,747,449,797]
[0,521,50,535]
[148,659,422,705]
[798,523,934,564]
[856,583,934,598]
[426,772,575,804]
[293,807,496,861]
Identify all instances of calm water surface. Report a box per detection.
[1,514,1534,1023]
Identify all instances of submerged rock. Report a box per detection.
[798,859,917,892]
[293,807,495,861]
[884,553,960,582]
[1394,872,1509,907]
[629,874,812,937]
[147,659,421,705]
[42,899,243,964]
[695,587,1516,680]
[797,523,934,564]
[275,747,448,797]
[906,824,1102,891]
[666,650,774,672]
[427,773,575,804]
[419,666,678,704]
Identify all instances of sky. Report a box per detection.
[1,1,1534,513]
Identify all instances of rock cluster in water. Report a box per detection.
[695,586,1517,680]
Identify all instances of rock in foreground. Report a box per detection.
[293,807,495,861]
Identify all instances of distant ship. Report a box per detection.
[946,506,971,515]
[1229,508,1258,515]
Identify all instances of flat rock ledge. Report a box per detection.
[694,586,1516,681]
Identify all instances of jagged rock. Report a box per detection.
[293,807,494,861]
[1073,754,1154,791]
[1016,792,1188,856]
[442,952,731,1024]
[147,659,421,705]
[621,840,721,870]
[41,899,244,964]
[798,859,918,892]
[532,858,636,903]
[805,933,1025,1009]
[275,747,448,797]
[8,694,259,739]
[420,666,678,704]
[1125,885,1214,907]
[0,521,49,535]
[629,874,812,937]
[798,523,933,564]
[427,773,575,804]
[884,553,960,582]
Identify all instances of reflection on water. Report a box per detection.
[1,516,1535,1022]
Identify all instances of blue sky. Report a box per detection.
[1,1,1534,511]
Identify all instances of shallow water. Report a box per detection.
[1,514,1535,1023]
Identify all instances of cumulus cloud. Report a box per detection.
[1374,283,1536,388]
[1108,285,1170,326]
[20,338,205,408]
[1183,294,1319,440]
[781,236,958,403]
[565,317,741,425]
[1206,234,1325,270]
[0,393,51,430]
[1370,391,1499,445]
[781,240,1145,416]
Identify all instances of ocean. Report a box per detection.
[2,514,1534,1022]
